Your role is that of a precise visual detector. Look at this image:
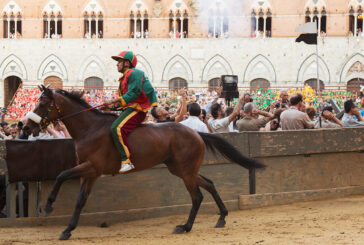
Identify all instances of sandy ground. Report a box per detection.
[2,195,364,245]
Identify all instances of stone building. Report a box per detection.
[0,0,363,107]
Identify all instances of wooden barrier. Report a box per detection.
[0,128,363,226]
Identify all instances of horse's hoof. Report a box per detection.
[59,232,71,240]
[173,225,186,234]
[44,204,53,217]
[215,218,226,228]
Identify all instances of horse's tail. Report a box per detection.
[198,132,266,170]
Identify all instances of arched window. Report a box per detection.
[84,77,104,91]
[169,0,189,38]
[251,0,273,38]
[4,76,22,107]
[347,78,364,93]
[250,78,270,92]
[2,1,22,39]
[42,1,63,39]
[304,79,325,91]
[130,11,148,39]
[83,0,104,39]
[349,5,363,36]
[208,1,228,38]
[208,78,220,91]
[130,0,149,39]
[304,0,327,36]
[43,14,62,38]
[169,77,188,90]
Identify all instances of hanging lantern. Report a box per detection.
[358,14,363,20]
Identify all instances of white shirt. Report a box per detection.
[208,117,230,133]
[180,116,209,133]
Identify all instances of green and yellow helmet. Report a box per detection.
[111,51,137,67]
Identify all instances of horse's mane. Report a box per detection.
[56,89,117,118]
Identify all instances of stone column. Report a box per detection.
[220,16,223,38]
[263,16,267,38]
[310,15,313,22]
[180,17,184,38]
[55,17,58,37]
[173,17,176,38]
[141,18,144,38]
[255,16,258,37]
[134,17,137,39]
[14,19,17,38]
[318,14,321,36]
[7,19,10,38]
[213,16,216,38]
[96,17,98,39]
[354,13,358,36]
[48,19,51,39]
[88,18,91,38]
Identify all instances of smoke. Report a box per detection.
[194,0,255,37]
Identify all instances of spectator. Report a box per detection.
[208,95,243,133]
[306,107,316,121]
[280,93,314,130]
[180,103,209,133]
[236,103,273,132]
[144,29,149,39]
[0,122,10,137]
[280,89,289,105]
[46,121,71,138]
[176,31,180,38]
[315,106,343,129]
[84,31,90,39]
[169,31,173,38]
[151,89,187,123]
[98,30,103,39]
[342,99,364,127]
[183,31,187,38]
[241,92,254,108]
[130,32,134,38]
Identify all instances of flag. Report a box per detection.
[295,22,317,45]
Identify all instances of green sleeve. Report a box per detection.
[121,70,143,105]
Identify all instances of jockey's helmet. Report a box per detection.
[112,51,137,67]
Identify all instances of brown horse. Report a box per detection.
[23,85,265,240]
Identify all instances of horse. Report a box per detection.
[23,85,265,240]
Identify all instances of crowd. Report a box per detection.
[1,85,363,140]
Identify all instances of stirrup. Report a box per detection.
[119,162,135,173]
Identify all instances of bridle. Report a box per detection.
[28,93,105,130]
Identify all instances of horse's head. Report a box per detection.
[23,85,61,136]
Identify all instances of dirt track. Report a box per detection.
[2,195,364,245]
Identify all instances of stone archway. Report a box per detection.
[84,76,104,91]
[4,76,22,107]
[347,78,364,93]
[169,77,188,90]
[304,79,325,91]
[250,78,270,92]
[44,76,63,89]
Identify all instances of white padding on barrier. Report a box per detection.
[26,112,42,124]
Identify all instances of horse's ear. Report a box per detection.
[38,85,43,92]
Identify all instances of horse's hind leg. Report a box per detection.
[59,177,97,240]
[197,175,228,228]
[44,161,96,216]
[174,177,203,234]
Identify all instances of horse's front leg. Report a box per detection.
[59,177,97,240]
[44,161,96,216]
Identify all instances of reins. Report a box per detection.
[56,104,106,121]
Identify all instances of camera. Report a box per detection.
[275,102,280,108]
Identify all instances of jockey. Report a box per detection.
[104,51,157,173]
